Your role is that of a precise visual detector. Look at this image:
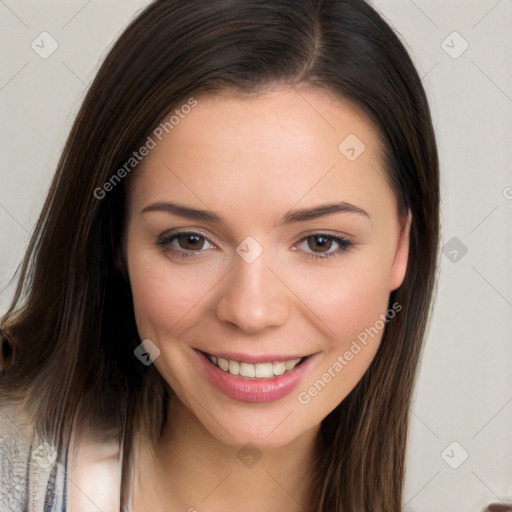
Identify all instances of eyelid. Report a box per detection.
[157,228,219,247]
[290,231,353,258]
[290,228,354,244]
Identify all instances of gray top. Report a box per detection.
[0,400,131,512]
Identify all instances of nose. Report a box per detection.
[215,252,290,334]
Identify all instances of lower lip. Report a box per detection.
[196,350,314,403]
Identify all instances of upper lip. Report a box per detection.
[195,348,310,364]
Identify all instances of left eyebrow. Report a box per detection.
[278,201,371,225]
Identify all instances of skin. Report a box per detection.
[124,86,410,511]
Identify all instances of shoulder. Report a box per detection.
[0,399,32,511]
[0,398,65,512]
[1,398,127,512]
[67,415,125,512]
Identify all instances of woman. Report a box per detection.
[0,0,439,510]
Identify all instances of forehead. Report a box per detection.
[128,86,394,220]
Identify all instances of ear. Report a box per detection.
[389,211,411,291]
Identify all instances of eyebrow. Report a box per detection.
[142,200,370,225]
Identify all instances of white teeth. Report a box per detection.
[218,357,229,371]
[208,353,304,379]
[255,363,273,378]
[228,359,240,375]
[284,358,301,371]
[240,362,256,378]
[272,361,286,376]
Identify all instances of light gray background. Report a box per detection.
[1,1,511,510]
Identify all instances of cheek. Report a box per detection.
[288,254,393,408]
[287,253,393,343]
[127,249,221,340]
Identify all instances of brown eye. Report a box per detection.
[298,234,352,259]
[306,235,333,253]
[156,231,214,256]
[176,233,206,251]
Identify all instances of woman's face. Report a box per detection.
[125,86,410,449]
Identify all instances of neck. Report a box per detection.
[133,396,319,512]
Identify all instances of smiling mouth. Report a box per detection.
[201,351,309,379]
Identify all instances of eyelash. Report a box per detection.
[156,229,353,260]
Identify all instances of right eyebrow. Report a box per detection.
[141,202,221,222]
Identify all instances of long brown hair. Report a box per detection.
[0,1,439,510]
